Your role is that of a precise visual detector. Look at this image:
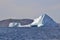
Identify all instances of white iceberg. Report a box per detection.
[31,14,57,27]
[8,14,57,27]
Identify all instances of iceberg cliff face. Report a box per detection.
[31,14,57,27]
[31,15,43,27]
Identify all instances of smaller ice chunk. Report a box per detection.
[9,22,31,27]
[9,22,19,27]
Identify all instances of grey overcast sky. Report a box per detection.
[0,0,60,23]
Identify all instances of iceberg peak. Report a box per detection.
[31,14,57,27]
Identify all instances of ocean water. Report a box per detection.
[0,27,60,40]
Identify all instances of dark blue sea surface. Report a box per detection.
[0,26,60,40]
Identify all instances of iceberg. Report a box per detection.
[8,14,57,27]
[31,14,57,27]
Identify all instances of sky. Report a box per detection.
[0,0,60,23]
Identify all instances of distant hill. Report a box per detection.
[0,19,33,27]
